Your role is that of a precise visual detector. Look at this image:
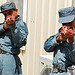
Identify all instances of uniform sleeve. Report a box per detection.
[44,33,59,52]
[8,20,28,48]
[0,24,5,35]
[69,43,75,63]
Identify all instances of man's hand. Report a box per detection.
[61,26,74,44]
[56,32,67,42]
[56,30,74,44]
[6,16,15,25]
[3,16,15,29]
[3,21,9,29]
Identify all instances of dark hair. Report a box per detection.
[62,21,73,25]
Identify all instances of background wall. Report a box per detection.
[0,0,74,75]
[72,0,75,6]
[26,0,71,75]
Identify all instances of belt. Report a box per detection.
[0,50,7,54]
[53,64,67,72]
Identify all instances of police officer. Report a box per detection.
[0,2,28,75]
[44,7,75,75]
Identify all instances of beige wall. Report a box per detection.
[26,0,70,75]
[0,0,74,75]
[72,0,75,6]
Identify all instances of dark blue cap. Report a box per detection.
[58,7,75,23]
[0,2,16,13]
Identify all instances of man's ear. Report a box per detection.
[15,9,18,12]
